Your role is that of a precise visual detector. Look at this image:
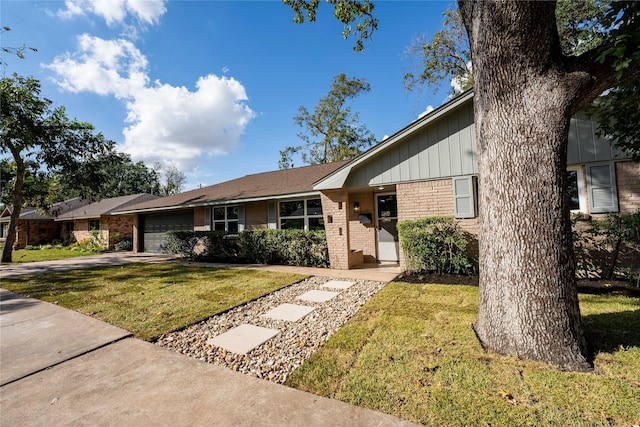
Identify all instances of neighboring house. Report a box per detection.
[0,198,89,249]
[55,193,159,249]
[113,162,348,253]
[117,91,639,270]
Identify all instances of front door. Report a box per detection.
[376,193,399,262]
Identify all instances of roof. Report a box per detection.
[313,90,474,190]
[0,198,89,223]
[115,161,349,214]
[55,194,160,220]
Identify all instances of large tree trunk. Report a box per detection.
[459,0,592,371]
[1,156,25,264]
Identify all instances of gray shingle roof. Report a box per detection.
[115,161,349,213]
[55,193,160,220]
[0,198,89,222]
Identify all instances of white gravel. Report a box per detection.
[156,276,387,384]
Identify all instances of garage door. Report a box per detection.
[140,210,194,253]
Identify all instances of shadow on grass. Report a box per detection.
[583,308,640,354]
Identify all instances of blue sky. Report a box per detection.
[2,0,454,190]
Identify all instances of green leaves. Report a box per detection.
[283,0,378,51]
[280,73,376,168]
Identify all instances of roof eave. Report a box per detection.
[313,90,474,190]
[112,190,323,215]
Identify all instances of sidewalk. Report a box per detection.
[1,255,414,426]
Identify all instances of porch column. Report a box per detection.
[320,189,351,270]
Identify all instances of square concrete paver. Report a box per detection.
[322,280,355,290]
[296,290,339,303]
[262,304,315,322]
[207,324,279,355]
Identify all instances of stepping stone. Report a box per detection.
[262,303,316,322]
[296,290,339,303]
[207,324,279,355]
[322,280,355,290]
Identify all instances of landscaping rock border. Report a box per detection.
[156,276,387,384]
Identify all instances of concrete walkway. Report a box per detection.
[1,254,413,426]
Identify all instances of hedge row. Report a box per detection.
[397,216,476,275]
[166,229,329,268]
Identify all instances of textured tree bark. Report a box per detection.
[459,0,593,371]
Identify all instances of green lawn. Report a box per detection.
[286,281,640,426]
[1,263,306,340]
[7,247,102,263]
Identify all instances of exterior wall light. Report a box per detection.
[353,202,360,213]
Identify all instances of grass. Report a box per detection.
[7,247,101,263]
[286,281,640,426]
[1,263,306,340]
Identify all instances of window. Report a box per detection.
[89,219,100,230]
[213,206,239,233]
[567,166,586,213]
[279,198,324,231]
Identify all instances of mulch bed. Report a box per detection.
[396,273,640,298]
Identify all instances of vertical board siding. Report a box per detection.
[346,101,620,188]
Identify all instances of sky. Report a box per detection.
[2,0,455,190]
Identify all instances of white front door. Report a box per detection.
[376,193,399,262]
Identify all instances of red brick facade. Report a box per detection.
[616,161,640,214]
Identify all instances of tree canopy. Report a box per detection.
[279,73,376,169]
[1,74,114,262]
[402,1,640,160]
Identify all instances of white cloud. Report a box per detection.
[418,105,434,119]
[58,0,167,26]
[46,35,148,98]
[46,35,255,172]
[121,75,254,170]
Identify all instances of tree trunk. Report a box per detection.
[1,156,25,263]
[459,0,592,371]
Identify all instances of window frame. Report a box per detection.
[212,205,239,233]
[567,165,587,214]
[278,198,324,231]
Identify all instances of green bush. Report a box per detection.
[397,216,475,275]
[166,229,329,268]
[573,209,640,282]
[114,239,133,251]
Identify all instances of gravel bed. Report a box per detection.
[156,276,387,384]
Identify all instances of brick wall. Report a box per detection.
[106,215,134,247]
[616,160,640,214]
[396,179,480,269]
[245,201,268,229]
[348,192,377,263]
[320,189,350,269]
[13,220,60,249]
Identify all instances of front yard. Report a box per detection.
[1,263,306,340]
[2,264,638,425]
[286,281,640,426]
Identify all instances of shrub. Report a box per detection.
[397,216,475,275]
[573,209,640,282]
[166,229,329,268]
[114,239,133,252]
